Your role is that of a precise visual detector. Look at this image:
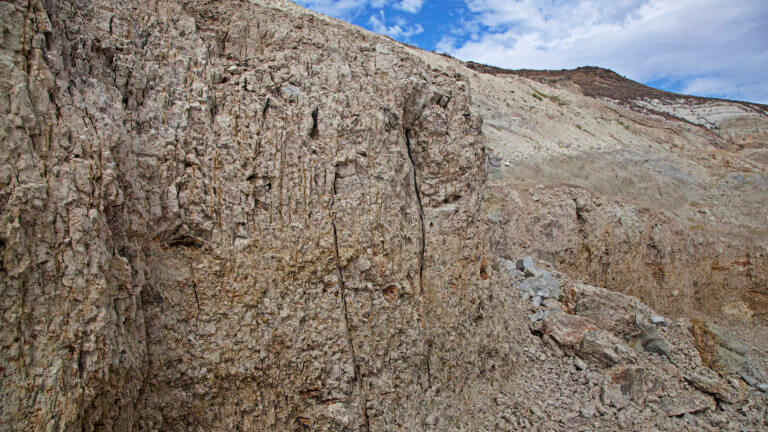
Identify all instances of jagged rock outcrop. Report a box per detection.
[1,0,511,429]
[2,0,767,431]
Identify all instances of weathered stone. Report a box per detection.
[516,256,537,275]
[580,330,637,367]
[571,284,656,340]
[690,319,750,376]
[529,309,557,323]
[519,271,562,299]
[601,382,629,409]
[0,0,502,429]
[499,258,519,276]
[660,396,713,417]
[740,374,758,387]
[579,405,596,418]
[574,357,587,371]
[636,327,672,357]
[534,311,597,348]
[533,311,635,367]
[611,366,660,406]
[2,0,767,430]
[684,373,747,404]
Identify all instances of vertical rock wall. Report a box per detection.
[1,0,517,430]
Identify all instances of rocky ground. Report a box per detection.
[1,0,767,430]
[493,256,768,431]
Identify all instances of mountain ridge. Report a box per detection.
[464,62,768,109]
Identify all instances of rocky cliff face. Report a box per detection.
[1,0,767,431]
[1,0,513,429]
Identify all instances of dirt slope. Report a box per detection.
[411,51,768,323]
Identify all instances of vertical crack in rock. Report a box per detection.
[309,107,319,139]
[404,128,432,391]
[261,97,270,119]
[404,129,425,294]
[192,282,200,311]
[331,173,370,432]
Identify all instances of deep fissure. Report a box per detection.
[404,128,425,294]
[331,173,370,432]
[404,127,431,391]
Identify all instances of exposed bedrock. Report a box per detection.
[1,0,767,431]
[0,0,514,429]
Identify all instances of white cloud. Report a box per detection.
[465,0,648,31]
[681,77,767,103]
[293,0,365,17]
[394,0,424,13]
[682,78,729,96]
[294,0,423,18]
[442,0,768,103]
[369,11,424,38]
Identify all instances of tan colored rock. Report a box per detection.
[684,373,748,404]
[432,50,768,322]
[1,0,767,431]
[571,283,657,338]
[0,0,509,429]
[532,311,636,367]
[660,395,714,417]
[690,319,750,376]
[535,311,598,346]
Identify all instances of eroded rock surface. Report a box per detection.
[1,0,767,431]
[1,0,510,429]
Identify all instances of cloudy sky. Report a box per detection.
[294,0,768,104]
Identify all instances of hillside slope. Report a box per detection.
[1,0,766,430]
[415,53,768,322]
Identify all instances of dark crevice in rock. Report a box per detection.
[309,107,319,139]
[165,234,203,248]
[331,172,370,432]
[0,238,5,274]
[442,193,462,204]
[262,97,270,119]
[404,128,425,294]
[209,94,218,125]
[404,127,431,392]
[425,340,432,391]
[192,281,200,311]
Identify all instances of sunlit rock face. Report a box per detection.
[1,1,767,431]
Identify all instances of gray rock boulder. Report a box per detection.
[519,271,562,300]
[684,373,747,404]
[516,256,538,275]
[513,257,562,300]
[636,327,672,357]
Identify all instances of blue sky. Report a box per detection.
[295,0,768,104]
